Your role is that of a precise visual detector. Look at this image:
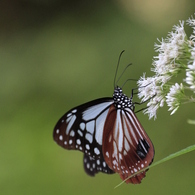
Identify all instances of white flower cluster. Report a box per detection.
[166,83,184,115]
[137,14,195,119]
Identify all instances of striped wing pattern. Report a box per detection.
[102,105,154,184]
[53,98,114,175]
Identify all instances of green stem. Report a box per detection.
[114,144,195,189]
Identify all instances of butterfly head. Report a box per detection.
[113,86,134,110]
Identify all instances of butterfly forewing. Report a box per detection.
[102,105,154,184]
[53,98,113,158]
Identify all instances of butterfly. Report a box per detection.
[53,51,154,184]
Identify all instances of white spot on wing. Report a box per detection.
[103,162,106,167]
[113,159,118,166]
[59,135,63,140]
[77,129,83,137]
[134,168,137,172]
[86,144,90,150]
[69,140,72,145]
[67,113,71,118]
[72,109,77,113]
[76,139,81,145]
[80,122,85,130]
[56,129,59,134]
[85,133,93,143]
[70,130,75,137]
[86,120,95,134]
[94,147,100,155]
[97,159,100,165]
[123,150,127,156]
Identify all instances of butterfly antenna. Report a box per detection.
[115,63,133,87]
[114,50,125,88]
[121,78,137,88]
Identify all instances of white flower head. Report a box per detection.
[187,14,195,27]
[137,74,156,101]
[185,68,195,91]
[185,44,195,92]
[137,74,166,119]
[143,101,159,120]
[166,83,184,115]
[152,21,187,77]
[187,14,195,42]
[169,21,186,47]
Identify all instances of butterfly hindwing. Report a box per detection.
[83,153,114,176]
[53,98,113,158]
[102,105,154,184]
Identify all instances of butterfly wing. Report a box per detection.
[53,98,114,175]
[83,153,114,176]
[102,105,154,184]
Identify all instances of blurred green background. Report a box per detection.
[1,0,195,194]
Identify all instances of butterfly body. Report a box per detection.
[53,86,154,184]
